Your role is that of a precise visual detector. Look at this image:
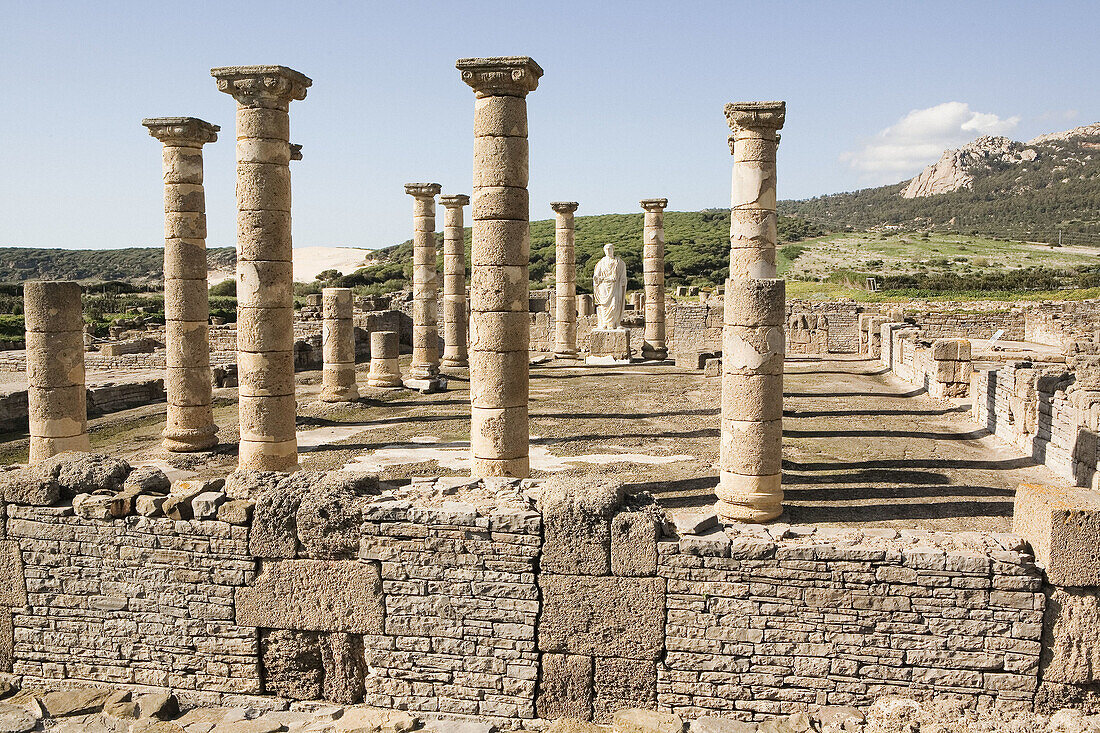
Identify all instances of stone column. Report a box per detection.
[551,201,579,359]
[404,183,446,392]
[718,101,786,523]
[320,288,359,402]
[439,194,470,369]
[457,56,543,478]
[640,198,669,360]
[143,117,219,452]
[367,331,402,388]
[212,65,311,472]
[24,281,89,462]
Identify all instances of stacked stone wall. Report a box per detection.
[7,505,259,694]
[0,378,166,433]
[0,463,1056,721]
[1024,300,1100,347]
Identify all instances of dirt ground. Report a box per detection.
[0,354,1065,532]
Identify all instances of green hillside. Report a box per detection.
[0,247,236,285]
[779,132,1100,244]
[337,212,823,294]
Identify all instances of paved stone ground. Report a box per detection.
[0,353,1064,532]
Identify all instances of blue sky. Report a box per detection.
[0,0,1096,252]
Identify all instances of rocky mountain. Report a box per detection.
[901,136,1037,198]
[780,122,1100,242]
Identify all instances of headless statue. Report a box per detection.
[592,243,627,330]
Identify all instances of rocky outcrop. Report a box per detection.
[901,135,1038,198]
[1027,122,1100,146]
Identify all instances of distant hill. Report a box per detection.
[339,211,823,293]
[0,247,237,286]
[779,123,1100,245]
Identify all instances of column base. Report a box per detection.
[408,362,441,380]
[471,455,530,479]
[162,425,219,452]
[367,376,403,388]
[320,384,361,402]
[238,438,298,472]
[553,349,579,360]
[441,356,469,368]
[403,376,448,394]
[641,345,668,361]
[715,471,783,523]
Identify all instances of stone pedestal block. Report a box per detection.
[586,329,632,365]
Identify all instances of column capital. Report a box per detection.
[724,101,786,133]
[290,143,303,161]
[640,198,668,212]
[439,194,470,208]
[456,56,543,98]
[211,65,312,109]
[142,117,219,146]
[550,201,579,214]
[405,183,442,198]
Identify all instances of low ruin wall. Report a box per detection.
[0,378,166,434]
[0,460,1061,723]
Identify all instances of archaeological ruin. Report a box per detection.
[1,56,1100,733]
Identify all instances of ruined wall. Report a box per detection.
[0,378,166,434]
[1024,301,1100,347]
[666,302,722,367]
[0,461,1054,721]
[8,505,259,694]
[912,310,1024,342]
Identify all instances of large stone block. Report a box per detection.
[593,657,657,724]
[537,653,593,720]
[236,559,384,634]
[1043,587,1100,685]
[539,575,665,660]
[261,628,323,700]
[1014,483,1100,585]
[610,510,658,577]
[0,542,26,608]
[539,477,623,575]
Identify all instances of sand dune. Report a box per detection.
[208,246,380,285]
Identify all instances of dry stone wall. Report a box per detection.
[0,456,1060,722]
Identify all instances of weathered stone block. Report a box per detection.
[1042,586,1100,685]
[539,575,665,659]
[297,477,378,560]
[0,466,59,506]
[1014,482,1100,585]
[0,542,26,609]
[321,632,365,704]
[36,452,131,498]
[236,559,384,634]
[593,657,657,723]
[537,653,592,720]
[612,709,684,733]
[261,629,323,700]
[588,329,631,362]
[538,477,623,575]
[611,510,658,577]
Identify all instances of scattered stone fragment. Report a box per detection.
[613,709,684,733]
[191,490,227,519]
[72,492,115,520]
[41,686,113,717]
[0,466,59,506]
[334,706,418,732]
[689,717,758,733]
[218,499,254,525]
[122,465,172,495]
[135,494,168,517]
[0,675,18,699]
[37,452,131,497]
[0,703,35,733]
[546,720,604,733]
[135,691,178,720]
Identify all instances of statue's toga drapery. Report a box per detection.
[593,243,627,330]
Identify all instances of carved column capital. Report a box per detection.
[640,198,668,213]
[456,56,543,98]
[142,117,219,146]
[405,183,442,199]
[211,65,312,109]
[550,201,579,214]
[724,101,786,133]
[439,194,470,208]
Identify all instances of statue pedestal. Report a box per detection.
[586,328,632,365]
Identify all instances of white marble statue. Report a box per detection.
[592,243,627,330]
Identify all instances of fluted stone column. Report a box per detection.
[457,56,542,478]
[213,65,311,472]
[551,201,579,358]
[404,183,447,392]
[24,282,89,462]
[320,288,359,402]
[640,198,669,360]
[367,331,402,388]
[143,117,219,452]
[440,194,470,369]
[718,101,786,523]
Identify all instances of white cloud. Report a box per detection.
[840,102,1020,183]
